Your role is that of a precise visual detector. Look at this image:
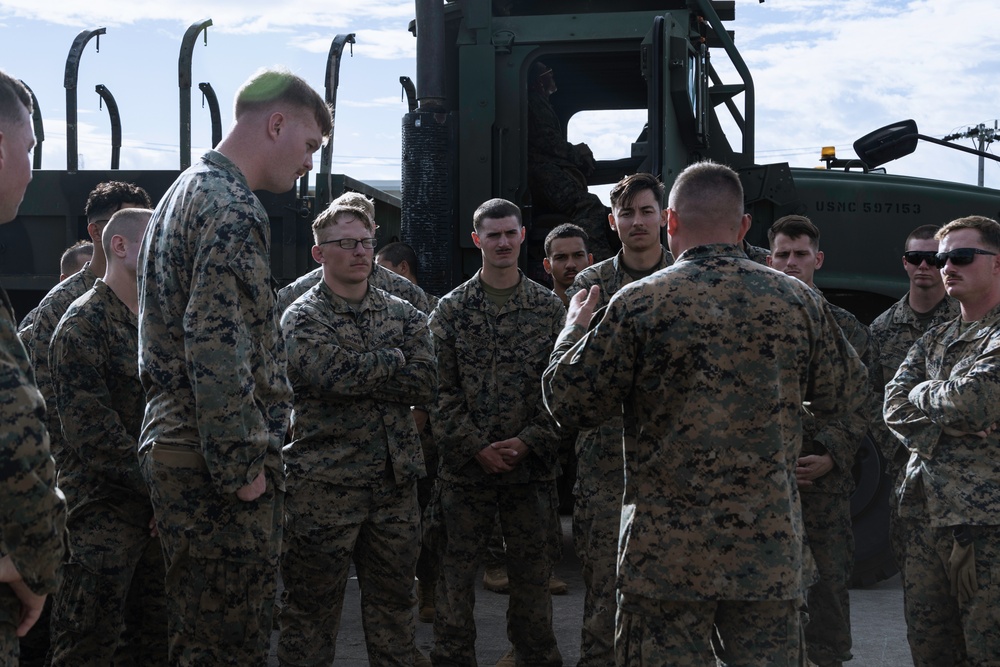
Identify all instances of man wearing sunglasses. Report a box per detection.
[870,226,959,577]
[278,200,436,666]
[885,215,1000,665]
[767,215,875,667]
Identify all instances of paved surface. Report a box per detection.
[269,516,912,666]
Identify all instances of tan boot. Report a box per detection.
[482,564,509,593]
[548,575,568,595]
[495,647,515,667]
[418,579,435,623]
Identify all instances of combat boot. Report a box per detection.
[483,564,509,593]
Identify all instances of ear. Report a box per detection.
[585,253,594,267]
[267,112,285,141]
[87,221,102,244]
[398,259,411,276]
[737,213,751,242]
[519,226,526,242]
[766,255,773,268]
[311,244,323,265]
[111,234,128,259]
[657,207,668,228]
[471,231,482,249]
[542,257,553,275]
[814,249,825,270]
[607,211,616,230]
[666,208,680,237]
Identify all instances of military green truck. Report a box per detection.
[5,0,1000,585]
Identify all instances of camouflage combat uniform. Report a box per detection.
[527,90,611,262]
[543,244,867,666]
[137,150,291,666]
[563,246,672,667]
[429,271,564,667]
[276,262,433,316]
[0,285,66,664]
[47,279,166,665]
[277,280,436,666]
[799,299,874,667]
[16,264,96,666]
[884,305,1000,665]
[21,262,97,466]
[869,292,959,570]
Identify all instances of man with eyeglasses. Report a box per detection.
[429,198,565,667]
[870,225,959,578]
[276,193,434,317]
[767,214,875,667]
[277,200,436,666]
[885,215,1000,665]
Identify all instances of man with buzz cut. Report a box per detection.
[544,161,866,665]
[562,171,671,667]
[0,66,67,667]
[138,67,332,665]
[543,223,593,306]
[48,208,166,665]
[430,198,565,667]
[278,200,436,666]
[767,214,875,667]
[870,224,959,578]
[885,215,1000,665]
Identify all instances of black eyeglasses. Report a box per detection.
[318,237,377,250]
[935,247,997,267]
[903,251,938,267]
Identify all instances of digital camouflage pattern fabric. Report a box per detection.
[870,293,960,481]
[543,243,867,603]
[280,281,435,487]
[0,285,66,654]
[429,271,565,666]
[276,261,434,316]
[137,149,289,665]
[47,279,165,664]
[869,291,960,630]
[884,303,1000,664]
[563,245,672,667]
[799,299,875,667]
[278,280,435,665]
[21,263,97,466]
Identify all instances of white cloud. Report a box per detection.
[288,28,415,60]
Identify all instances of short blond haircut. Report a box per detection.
[936,215,1000,251]
[312,195,375,243]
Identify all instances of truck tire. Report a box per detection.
[849,433,898,586]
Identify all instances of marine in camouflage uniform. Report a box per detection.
[544,162,867,666]
[869,226,960,573]
[48,264,166,664]
[766,215,875,667]
[430,199,564,667]
[0,69,67,665]
[563,242,672,667]
[277,202,436,666]
[526,63,612,262]
[798,301,873,667]
[884,217,1000,666]
[138,69,330,666]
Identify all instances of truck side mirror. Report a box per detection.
[853,119,919,168]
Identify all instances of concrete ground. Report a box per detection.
[270,516,912,666]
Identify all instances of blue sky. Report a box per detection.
[1,0,998,191]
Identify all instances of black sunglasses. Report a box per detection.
[903,251,938,267]
[934,248,998,267]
